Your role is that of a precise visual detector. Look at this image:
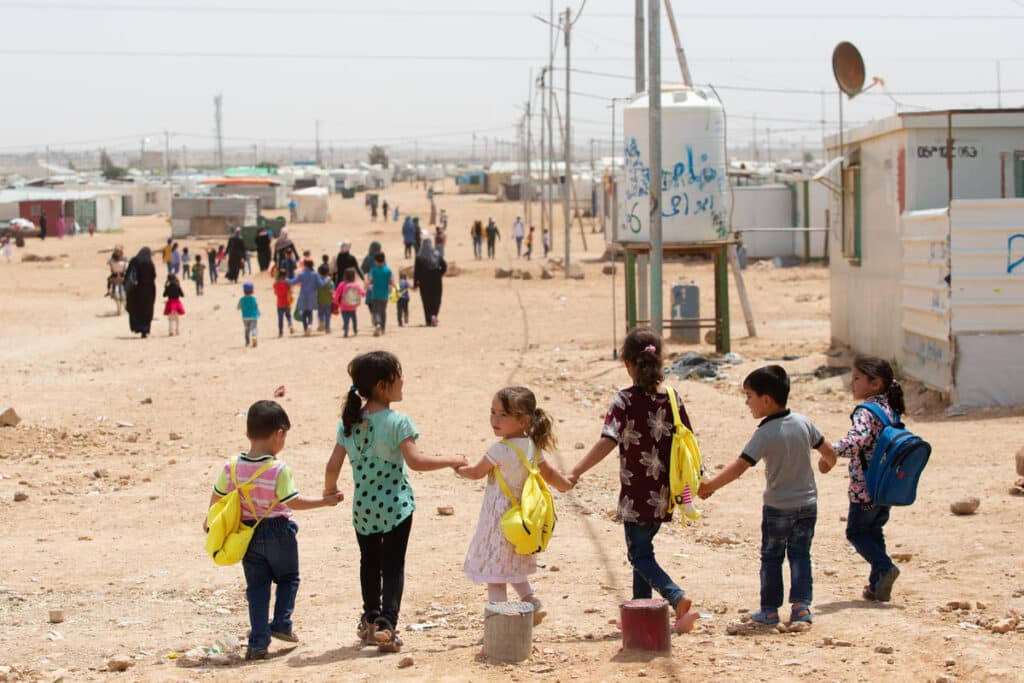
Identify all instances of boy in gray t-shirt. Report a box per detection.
[699,365,837,628]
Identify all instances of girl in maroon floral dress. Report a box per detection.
[569,329,700,634]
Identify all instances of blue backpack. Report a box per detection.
[855,403,931,506]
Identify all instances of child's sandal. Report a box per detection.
[789,605,813,624]
[373,618,403,653]
[750,609,780,625]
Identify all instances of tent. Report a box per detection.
[290,187,329,223]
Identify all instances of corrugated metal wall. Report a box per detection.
[949,198,1024,407]
[900,209,953,392]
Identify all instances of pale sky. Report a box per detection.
[1,0,1021,161]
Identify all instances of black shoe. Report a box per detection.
[244,648,267,661]
[874,566,900,602]
[270,630,299,643]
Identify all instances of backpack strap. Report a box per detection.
[666,386,684,431]
[230,457,277,520]
[492,440,535,509]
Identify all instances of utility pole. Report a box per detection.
[996,60,1002,108]
[164,130,170,178]
[635,0,645,92]
[563,6,572,278]
[252,144,258,166]
[214,94,224,169]
[472,132,476,163]
[140,137,146,172]
[548,0,555,252]
[648,0,663,335]
[181,145,188,172]
[539,69,547,235]
[525,82,532,227]
[752,113,758,161]
[315,120,321,166]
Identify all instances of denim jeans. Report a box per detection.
[242,517,300,650]
[396,298,409,326]
[276,307,292,334]
[845,502,894,590]
[623,522,685,608]
[472,237,482,259]
[299,309,313,331]
[356,514,412,627]
[317,303,332,332]
[370,299,387,331]
[341,310,357,335]
[243,319,258,345]
[515,236,523,257]
[760,504,816,610]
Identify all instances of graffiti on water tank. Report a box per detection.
[623,136,726,235]
[1008,233,1024,274]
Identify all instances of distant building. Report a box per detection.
[825,108,1024,407]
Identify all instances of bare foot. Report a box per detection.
[672,598,699,634]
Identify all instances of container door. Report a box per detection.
[1014,151,1024,198]
[900,210,953,393]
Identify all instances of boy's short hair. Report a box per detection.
[743,365,790,407]
[242,281,254,294]
[247,400,290,438]
[374,252,386,263]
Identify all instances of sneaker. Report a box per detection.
[244,647,267,661]
[270,629,298,643]
[874,566,900,602]
[862,585,878,601]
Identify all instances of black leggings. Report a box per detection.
[355,514,413,627]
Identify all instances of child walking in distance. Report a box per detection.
[192,254,205,295]
[162,274,185,336]
[698,365,836,626]
[457,387,573,624]
[334,267,364,337]
[205,400,343,661]
[207,247,218,284]
[826,356,905,602]
[368,251,394,337]
[323,352,467,653]
[569,329,701,634]
[396,275,410,327]
[238,281,260,347]
[273,270,294,337]
[316,264,334,333]
[182,246,191,280]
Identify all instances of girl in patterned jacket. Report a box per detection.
[569,329,701,635]
[823,356,906,603]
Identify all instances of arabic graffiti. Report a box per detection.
[623,136,727,236]
[1008,233,1024,274]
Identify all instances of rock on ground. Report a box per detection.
[950,497,980,515]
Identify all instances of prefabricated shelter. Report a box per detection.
[201,177,288,209]
[456,171,487,194]
[0,188,122,232]
[825,108,1024,407]
[75,182,171,216]
[731,181,828,260]
[170,196,259,238]
[289,187,329,223]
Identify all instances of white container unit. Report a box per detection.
[620,85,728,243]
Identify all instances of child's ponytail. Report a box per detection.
[621,328,664,393]
[530,406,558,454]
[853,355,907,415]
[342,351,403,437]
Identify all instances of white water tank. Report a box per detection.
[620,85,728,243]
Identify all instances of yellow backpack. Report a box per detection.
[666,387,704,526]
[492,439,556,555]
[205,458,280,566]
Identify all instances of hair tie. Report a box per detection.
[350,385,359,394]
[643,344,657,354]
[891,379,898,387]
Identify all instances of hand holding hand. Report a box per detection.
[451,455,469,471]
[565,472,579,488]
[817,457,834,474]
[697,481,714,499]
[323,491,344,506]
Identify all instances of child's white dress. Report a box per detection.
[463,437,538,584]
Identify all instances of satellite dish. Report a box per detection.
[832,42,866,98]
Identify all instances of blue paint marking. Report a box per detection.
[1008,233,1024,274]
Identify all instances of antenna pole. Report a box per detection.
[662,0,692,87]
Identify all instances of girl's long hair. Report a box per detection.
[853,355,907,415]
[342,351,402,436]
[621,328,663,393]
[495,386,557,454]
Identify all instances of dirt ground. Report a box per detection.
[1,180,1022,683]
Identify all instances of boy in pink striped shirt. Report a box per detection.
[206,400,343,660]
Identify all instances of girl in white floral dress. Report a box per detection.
[569,329,701,635]
[457,387,573,624]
